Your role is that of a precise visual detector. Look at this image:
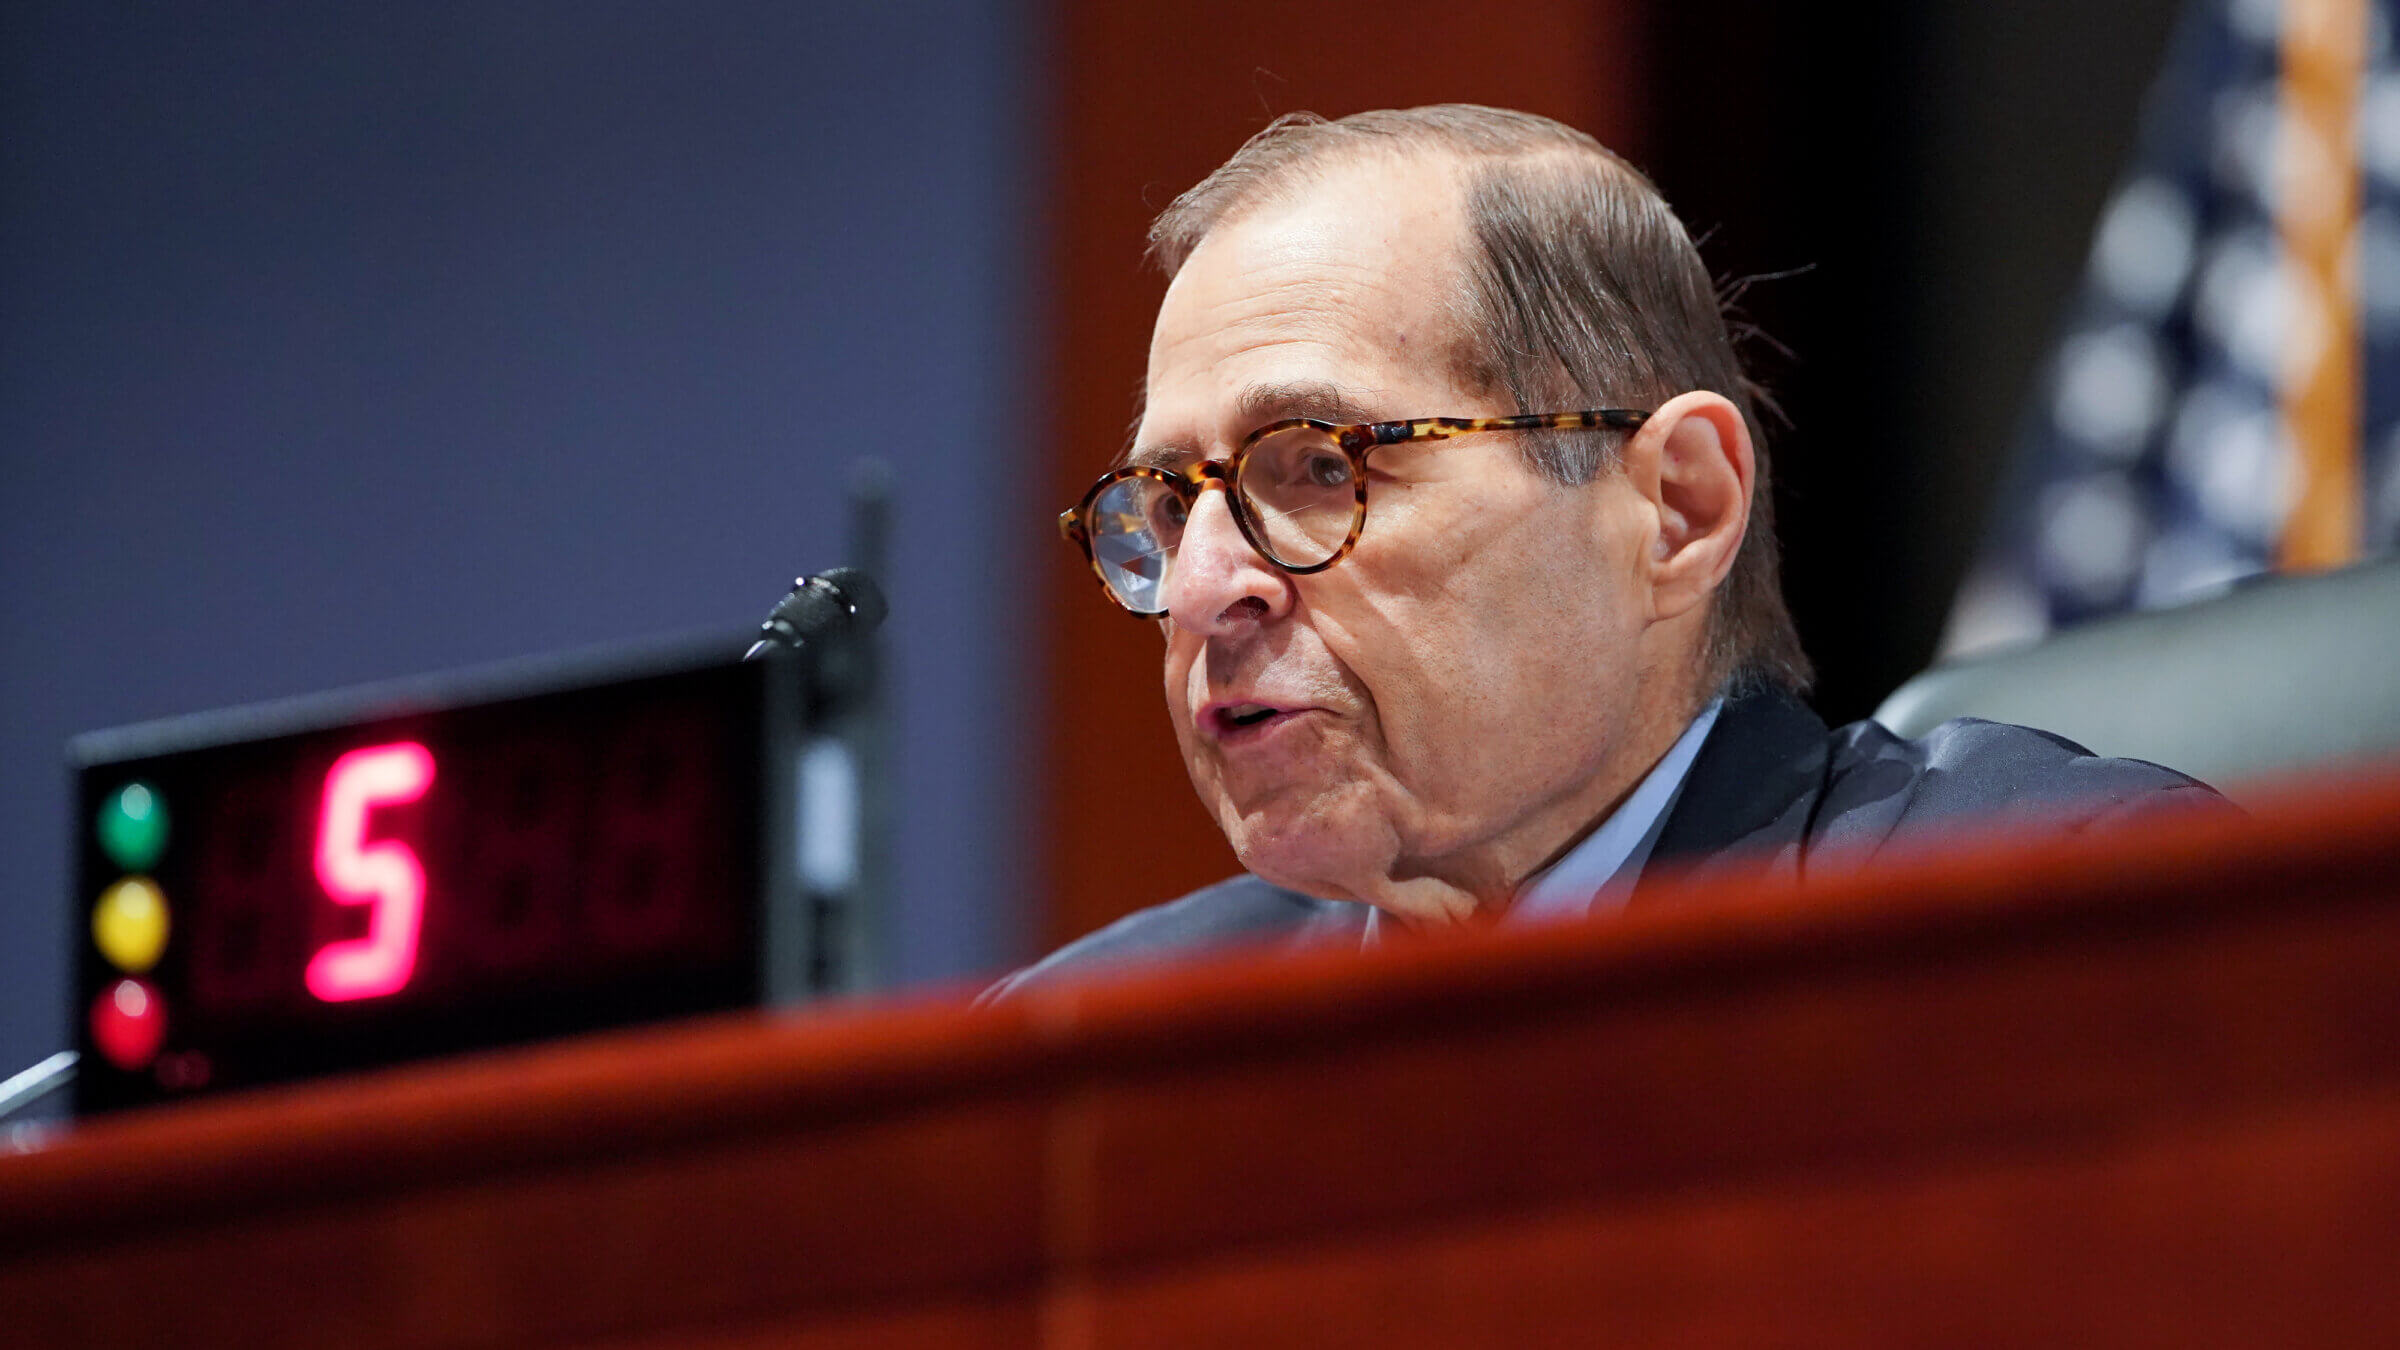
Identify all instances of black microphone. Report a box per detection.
[744,567,888,660]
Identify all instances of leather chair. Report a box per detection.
[1874,558,2400,804]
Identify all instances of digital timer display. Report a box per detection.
[70,642,843,1115]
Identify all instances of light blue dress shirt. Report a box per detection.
[1508,698,1722,923]
[1363,699,1722,943]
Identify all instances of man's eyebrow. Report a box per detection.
[1237,380,1383,426]
[1122,437,1193,472]
[1122,381,1385,470]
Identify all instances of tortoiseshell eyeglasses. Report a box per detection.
[1058,409,1651,616]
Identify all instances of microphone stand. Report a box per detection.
[743,462,892,996]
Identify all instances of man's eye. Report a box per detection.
[1303,454,1349,488]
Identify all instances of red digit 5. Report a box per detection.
[306,742,435,1002]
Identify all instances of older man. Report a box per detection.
[999,105,2221,992]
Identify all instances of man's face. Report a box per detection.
[1137,154,1676,925]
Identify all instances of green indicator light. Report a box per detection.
[97,781,169,872]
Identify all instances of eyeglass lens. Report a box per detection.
[1086,428,1360,611]
[1234,427,1357,567]
[1089,476,1185,614]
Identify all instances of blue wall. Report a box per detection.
[0,2,1033,1083]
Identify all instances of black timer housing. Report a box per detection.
[67,633,874,1115]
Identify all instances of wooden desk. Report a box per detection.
[5,774,2398,1348]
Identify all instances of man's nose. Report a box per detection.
[1165,485,1292,634]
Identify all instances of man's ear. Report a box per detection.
[1622,390,1753,624]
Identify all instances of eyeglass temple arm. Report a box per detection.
[1369,409,1649,442]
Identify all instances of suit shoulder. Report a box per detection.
[1819,714,2235,845]
[977,876,1368,1002]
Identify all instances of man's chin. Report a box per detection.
[1219,801,1388,905]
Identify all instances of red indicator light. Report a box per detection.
[91,978,166,1070]
[307,741,435,1003]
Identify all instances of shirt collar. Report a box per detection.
[1508,698,1723,924]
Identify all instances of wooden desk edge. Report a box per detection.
[2,763,2394,1250]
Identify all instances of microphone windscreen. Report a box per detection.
[817,567,888,633]
[768,582,848,643]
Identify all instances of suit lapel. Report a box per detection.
[1634,687,1833,900]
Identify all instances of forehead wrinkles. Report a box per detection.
[1182,269,1372,344]
[1146,159,1476,427]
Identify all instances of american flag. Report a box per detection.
[1944,0,2400,656]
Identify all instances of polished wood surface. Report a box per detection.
[5,769,2399,1347]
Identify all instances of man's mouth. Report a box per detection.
[1205,700,1306,742]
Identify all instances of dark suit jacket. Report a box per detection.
[985,688,2229,999]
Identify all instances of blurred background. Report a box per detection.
[6,0,2389,1081]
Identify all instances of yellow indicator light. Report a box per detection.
[94,877,170,973]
